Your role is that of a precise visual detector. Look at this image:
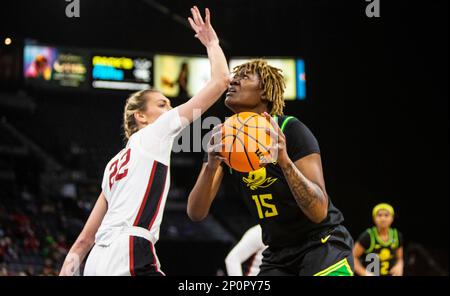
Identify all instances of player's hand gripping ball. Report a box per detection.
[218,112,276,172]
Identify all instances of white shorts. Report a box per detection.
[84,230,164,276]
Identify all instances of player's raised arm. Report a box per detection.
[177,6,230,123]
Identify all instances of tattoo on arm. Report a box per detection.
[280,161,326,214]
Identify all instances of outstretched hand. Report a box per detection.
[188,6,219,48]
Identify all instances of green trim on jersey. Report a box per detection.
[365,228,376,254]
[314,258,354,276]
[280,116,295,132]
[365,227,399,253]
[272,115,296,133]
[392,228,399,249]
[374,227,394,247]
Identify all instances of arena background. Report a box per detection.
[0,0,448,276]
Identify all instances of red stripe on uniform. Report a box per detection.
[129,236,136,276]
[133,161,157,226]
[149,241,164,276]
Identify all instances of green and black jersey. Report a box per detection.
[357,227,403,276]
[206,115,345,248]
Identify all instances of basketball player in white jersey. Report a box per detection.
[225,225,267,276]
[59,6,229,276]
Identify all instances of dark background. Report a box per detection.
[0,0,448,275]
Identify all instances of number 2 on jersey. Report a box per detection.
[380,261,390,276]
[109,148,131,189]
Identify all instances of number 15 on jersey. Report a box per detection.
[252,194,279,219]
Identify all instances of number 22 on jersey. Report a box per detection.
[109,148,131,189]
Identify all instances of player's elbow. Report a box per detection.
[211,74,231,91]
[188,212,207,222]
[310,207,328,224]
[310,194,329,223]
[187,207,208,222]
[311,214,327,224]
[187,191,212,222]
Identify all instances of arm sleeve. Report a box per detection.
[225,225,265,276]
[140,107,187,150]
[357,230,371,250]
[283,118,320,163]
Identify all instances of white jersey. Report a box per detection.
[225,225,267,276]
[95,108,185,247]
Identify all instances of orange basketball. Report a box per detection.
[219,112,274,172]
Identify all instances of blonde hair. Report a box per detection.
[232,59,286,116]
[122,89,157,140]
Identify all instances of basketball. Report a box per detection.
[219,112,274,172]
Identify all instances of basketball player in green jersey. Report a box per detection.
[353,203,404,276]
[187,59,354,276]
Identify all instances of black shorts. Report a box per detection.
[258,225,354,276]
[129,236,165,276]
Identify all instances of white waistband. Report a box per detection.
[122,226,156,244]
[95,226,156,247]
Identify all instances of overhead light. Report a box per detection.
[4,37,12,46]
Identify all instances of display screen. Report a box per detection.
[229,57,305,100]
[91,54,152,90]
[22,42,306,98]
[296,59,306,100]
[153,54,210,98]
[24,43,88,88]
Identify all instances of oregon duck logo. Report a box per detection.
[242,167,277,190]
